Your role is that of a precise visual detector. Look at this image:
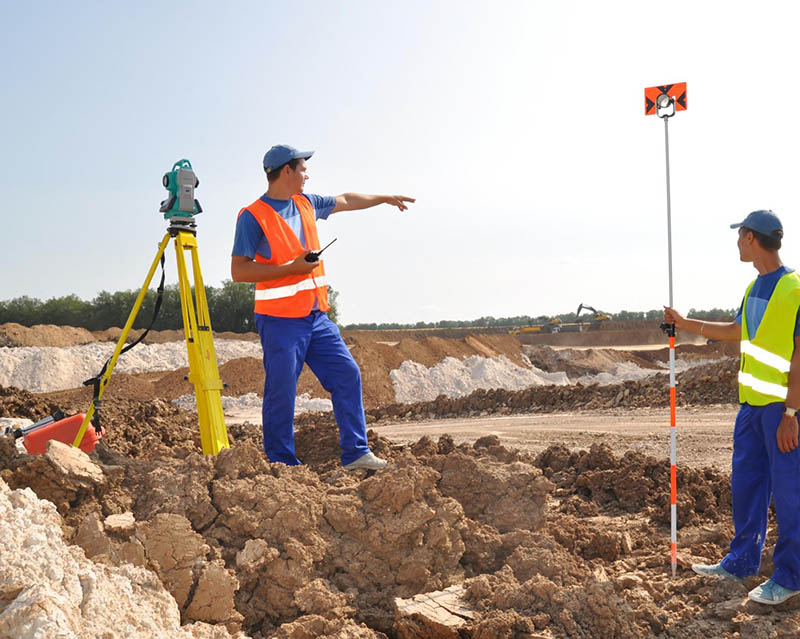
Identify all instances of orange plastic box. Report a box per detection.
[22,413,104,454]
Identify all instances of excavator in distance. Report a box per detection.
[576,303,612,330]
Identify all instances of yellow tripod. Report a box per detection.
[73,161,229,455]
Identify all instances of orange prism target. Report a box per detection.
[645,82,687,115]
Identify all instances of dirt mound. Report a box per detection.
[536,443,731,526]
[19,332,534,410]
[0,323,259,348]
[16,353,737,451]
[525,345,663,377]
[41,372,161,410]
[517,323,705,347]
[1,400,793,639]
[0,322,97,347]
[0,417,551,636]
[0,385,58,419]
[525,342,739,378]
[355,358,739,424]
[636,340,740,364]
[148,358,327,404]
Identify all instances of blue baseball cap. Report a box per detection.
[263,144,314,174]
[730,209,784,238]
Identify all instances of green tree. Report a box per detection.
[39,294,91,327]
[0,296,43,326]
[209,280,256,333]
[327,287,340,325]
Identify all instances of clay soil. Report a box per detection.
[1,323,798,638]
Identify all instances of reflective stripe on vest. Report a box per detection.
[740,340,792,374]
[254,275,328,301]
[239,195,330,318]
[738,271,800,405]
[738,371,788,401]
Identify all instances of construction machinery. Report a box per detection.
[575,304,612,330]
[509,317,562,335]
[510,305,612,336]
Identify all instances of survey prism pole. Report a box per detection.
[645,82,687,578]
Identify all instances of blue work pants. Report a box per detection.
[255,311,370,466]
[720,403,800,589]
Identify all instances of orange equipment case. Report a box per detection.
[22,413,105,454]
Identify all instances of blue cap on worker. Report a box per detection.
[730,210,784,238]
[263,145,314,174]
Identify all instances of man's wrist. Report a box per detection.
[784,405,798,418]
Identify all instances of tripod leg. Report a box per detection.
[173,231,230,455]
[73,232,173,448]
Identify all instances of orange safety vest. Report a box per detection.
[239,195,330,317]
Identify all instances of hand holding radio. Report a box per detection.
[291,238,337,274]
[304,238,337,262]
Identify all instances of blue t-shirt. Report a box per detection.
[232,193,336,260]
[735,265,800,339]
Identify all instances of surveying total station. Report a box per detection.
[71,159,230,455]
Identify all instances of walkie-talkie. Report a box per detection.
[305,238,338,262]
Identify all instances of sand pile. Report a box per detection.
[390,355,569,403]
[0,340,263,393]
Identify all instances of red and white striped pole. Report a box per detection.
[645,83,687,578]
[669,330,677,576]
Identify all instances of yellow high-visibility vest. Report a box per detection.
[739,271,800,405]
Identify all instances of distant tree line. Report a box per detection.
[0,283,339,333]
[0,286,732,334]
[341,308,736,330]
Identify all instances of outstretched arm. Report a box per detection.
[663,306,740,342]
[332,193,415,213]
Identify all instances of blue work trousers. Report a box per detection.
[720,403,800,589]
[255,311,370,466]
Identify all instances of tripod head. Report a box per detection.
[160,159,203,232]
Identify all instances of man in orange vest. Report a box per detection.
[231,144,414,470]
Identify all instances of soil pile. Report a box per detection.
[0,389,795,638]
[0,322,98,347]
[3,332,548,409]
[525,345,663,377]
[0,322,260,348]
[355,358,739,423]
[0,328,772,637]
[516,320,708,347]
[4,336,735,416]
[3,355,739,441]
[0,409,552,637]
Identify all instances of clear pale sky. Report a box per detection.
[2,1,799,324]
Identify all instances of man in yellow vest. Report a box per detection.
[231,144,414,470]
[664,209,800,605]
